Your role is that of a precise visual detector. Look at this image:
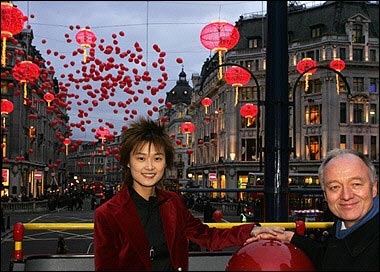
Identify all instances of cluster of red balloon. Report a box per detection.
[4,8,185,161]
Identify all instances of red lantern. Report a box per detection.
[181,122,195,134]
[43,92,55,106]
[240,103,258,118]
[1,99,14,128]
[75,28,96,63]
[329,58,346,94]
[186,149,193,155]
[12,61,40,103]
[63,138,71,156]
[1,99,14,115]
[200,20,240,78]
[225,66,251,106]
[1,2,27,67]
[96,127,111,150]
[296,58,317,92]
[201,97,212,114]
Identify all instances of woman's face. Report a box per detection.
[128,142,166,193]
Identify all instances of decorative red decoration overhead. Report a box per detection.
[201,97,212,114]
[12,61,41,103]
[225,66,251,106]
[181,122,195,134]
[200,20,240,78]
[63,138,71,156]
[1,99,14,115]
[75,28,96,63]
[43,92,55,106]
[329,58,346,94]
[296,58,317,92]
[186,149,193,155]
[200,20,240,52]
[1,2,27,67]
[96,127,111,150]
[240,103,258,118]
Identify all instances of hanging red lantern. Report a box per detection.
[240,103,258,118]
[12,61,40,103]
[1,2,27,67]
[96,127,111,150]
[186,149,193,155]
[225,66,251,106]
[1,99,14,115]
[329,58,346,94]
[1,99,14,128]
[200,20,240,78]
[75,28,96,63]
[63,138,71,156]
[296,58,317,92]
[181,122,195,134]
[201,97,212,114]
[43,92,55,106]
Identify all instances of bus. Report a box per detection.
[246,172,325,221]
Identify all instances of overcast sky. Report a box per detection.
[12,1,321,141]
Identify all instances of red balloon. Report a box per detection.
[212,210,223,222]
[226,240,315,271]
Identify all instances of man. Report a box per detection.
[248,149,379,271]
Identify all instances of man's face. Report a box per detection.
[322,154,378,228]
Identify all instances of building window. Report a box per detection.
[353,103,365,123]
[241,138,257,161]
[311,27,321,38]
[370,104,377,124]
[370,78,378,93]
[352,23,364,43]
[340,135,346,149]
[370,136,377,160]
[340,102,347,123]
[353,48,364,61]
[369,49,377,62]
[353,135,364,153]
[353,77,364,92]
[306,136,321,160]
[305,104,321,125]
[241,116,257,129]
[248,38,259,49]
[240,86,257,101]
[339,48,347,60]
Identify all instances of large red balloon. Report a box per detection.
[226,240,315,271]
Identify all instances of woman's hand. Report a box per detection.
[244,226,294,245]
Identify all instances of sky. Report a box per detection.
[11,1,321,141]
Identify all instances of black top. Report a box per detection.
[129,187,173,271]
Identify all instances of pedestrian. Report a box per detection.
[94,117,260,271]
[246,148,379,271]
[56,234,68,254]
[203,199,215,223]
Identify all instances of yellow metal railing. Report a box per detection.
[12,221,334,261]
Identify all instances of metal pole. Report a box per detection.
[264,1,289,222]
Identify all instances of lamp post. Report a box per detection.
[198,62,263,171]
[291,65,351,159]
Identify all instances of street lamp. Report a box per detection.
[198,62,263,171]
[291,64,351,158]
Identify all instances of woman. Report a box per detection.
[94,117,261,271]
